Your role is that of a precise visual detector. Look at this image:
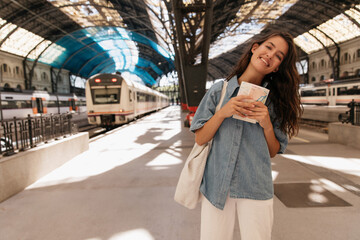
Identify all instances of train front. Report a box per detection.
[86,73,124,128]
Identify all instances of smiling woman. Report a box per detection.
[188,30,302,240]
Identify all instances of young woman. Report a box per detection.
[190,31,302,240]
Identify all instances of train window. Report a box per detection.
[59,101,69,107]
[346,86,360,95]
[47,100,58,108]
[137,92,146,102]
[301,89,326,97]
[129,90,132,102]
[92,88,120,104]
[316,89,326,96]
[77,100,86,106]
[337,87,347,96]
[1,100,18,109]
[17,100,31,108]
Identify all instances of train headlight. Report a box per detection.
[95,78,101,83]
[111,78,117,82]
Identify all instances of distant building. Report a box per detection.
[307,37,360,83]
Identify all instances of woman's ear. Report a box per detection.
[251,43,259,53]
[273,68,279,72]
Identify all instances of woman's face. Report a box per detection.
[250,35,289,76]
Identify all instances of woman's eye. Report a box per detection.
[266,46,271,50]
[277,55,282,61]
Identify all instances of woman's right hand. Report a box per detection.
[218,95,255,119]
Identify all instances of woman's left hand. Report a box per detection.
[247,101,272,130]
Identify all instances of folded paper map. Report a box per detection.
[233,81,270,124]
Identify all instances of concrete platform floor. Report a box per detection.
[0,105,359,240]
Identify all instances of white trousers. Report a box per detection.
[200,195,273,240]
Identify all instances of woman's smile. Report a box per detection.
[259,57,270,67]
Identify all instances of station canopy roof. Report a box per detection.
[0,0,359,85]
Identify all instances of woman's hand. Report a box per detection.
[247,101,272,130]
[247,101,281,157]
[218,95,255,119]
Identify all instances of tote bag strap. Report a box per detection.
[215,80,228,112]
[208,80,228,146]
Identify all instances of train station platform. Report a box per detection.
[0,106,359,240]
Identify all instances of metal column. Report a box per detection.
[172,0,213,109]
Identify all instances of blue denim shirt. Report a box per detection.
[190,76,288,210]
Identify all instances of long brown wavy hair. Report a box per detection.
[226,30,303,138]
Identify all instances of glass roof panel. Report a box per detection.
[47,0,126,28]
[48,0,174,59]
[207,0,298,60]
[294,5,360,54]
[0,18,52,59]
[0,18,6,26]
[97,38,139,70]
[294,33,323,53]
[40,44,67,65]
[37,26,168,85]
[144,0,174,55]
[346,7,360,22]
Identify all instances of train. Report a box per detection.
[300,80,360,106]
[0,88,86,120]
[85,73,169,127]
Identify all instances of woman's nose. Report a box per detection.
[267,51,275,59]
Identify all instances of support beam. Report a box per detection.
[172,0,213,108]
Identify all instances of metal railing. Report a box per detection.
[338,100,360,126]
[0,113,77,156]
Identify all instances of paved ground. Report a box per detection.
[0,105,359,240]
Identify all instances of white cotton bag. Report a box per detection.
[174,81,228,209]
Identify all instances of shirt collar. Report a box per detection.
[225,75,240,98]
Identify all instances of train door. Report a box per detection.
[329,86,336,106]
[129,89,134,115]
[134,91,138,116]
[32,97,46,114]
[69,98,78,112]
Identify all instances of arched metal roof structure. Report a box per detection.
[0,0,175,86]
[206,0,360,81]
[0,0,359,86]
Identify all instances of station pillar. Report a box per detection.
[172,0,213,126]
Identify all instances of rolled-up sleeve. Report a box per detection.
[190,82,223,133]
[268,102,288,154]
[273,120,288,154]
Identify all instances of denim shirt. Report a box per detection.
[190,76,288,210]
